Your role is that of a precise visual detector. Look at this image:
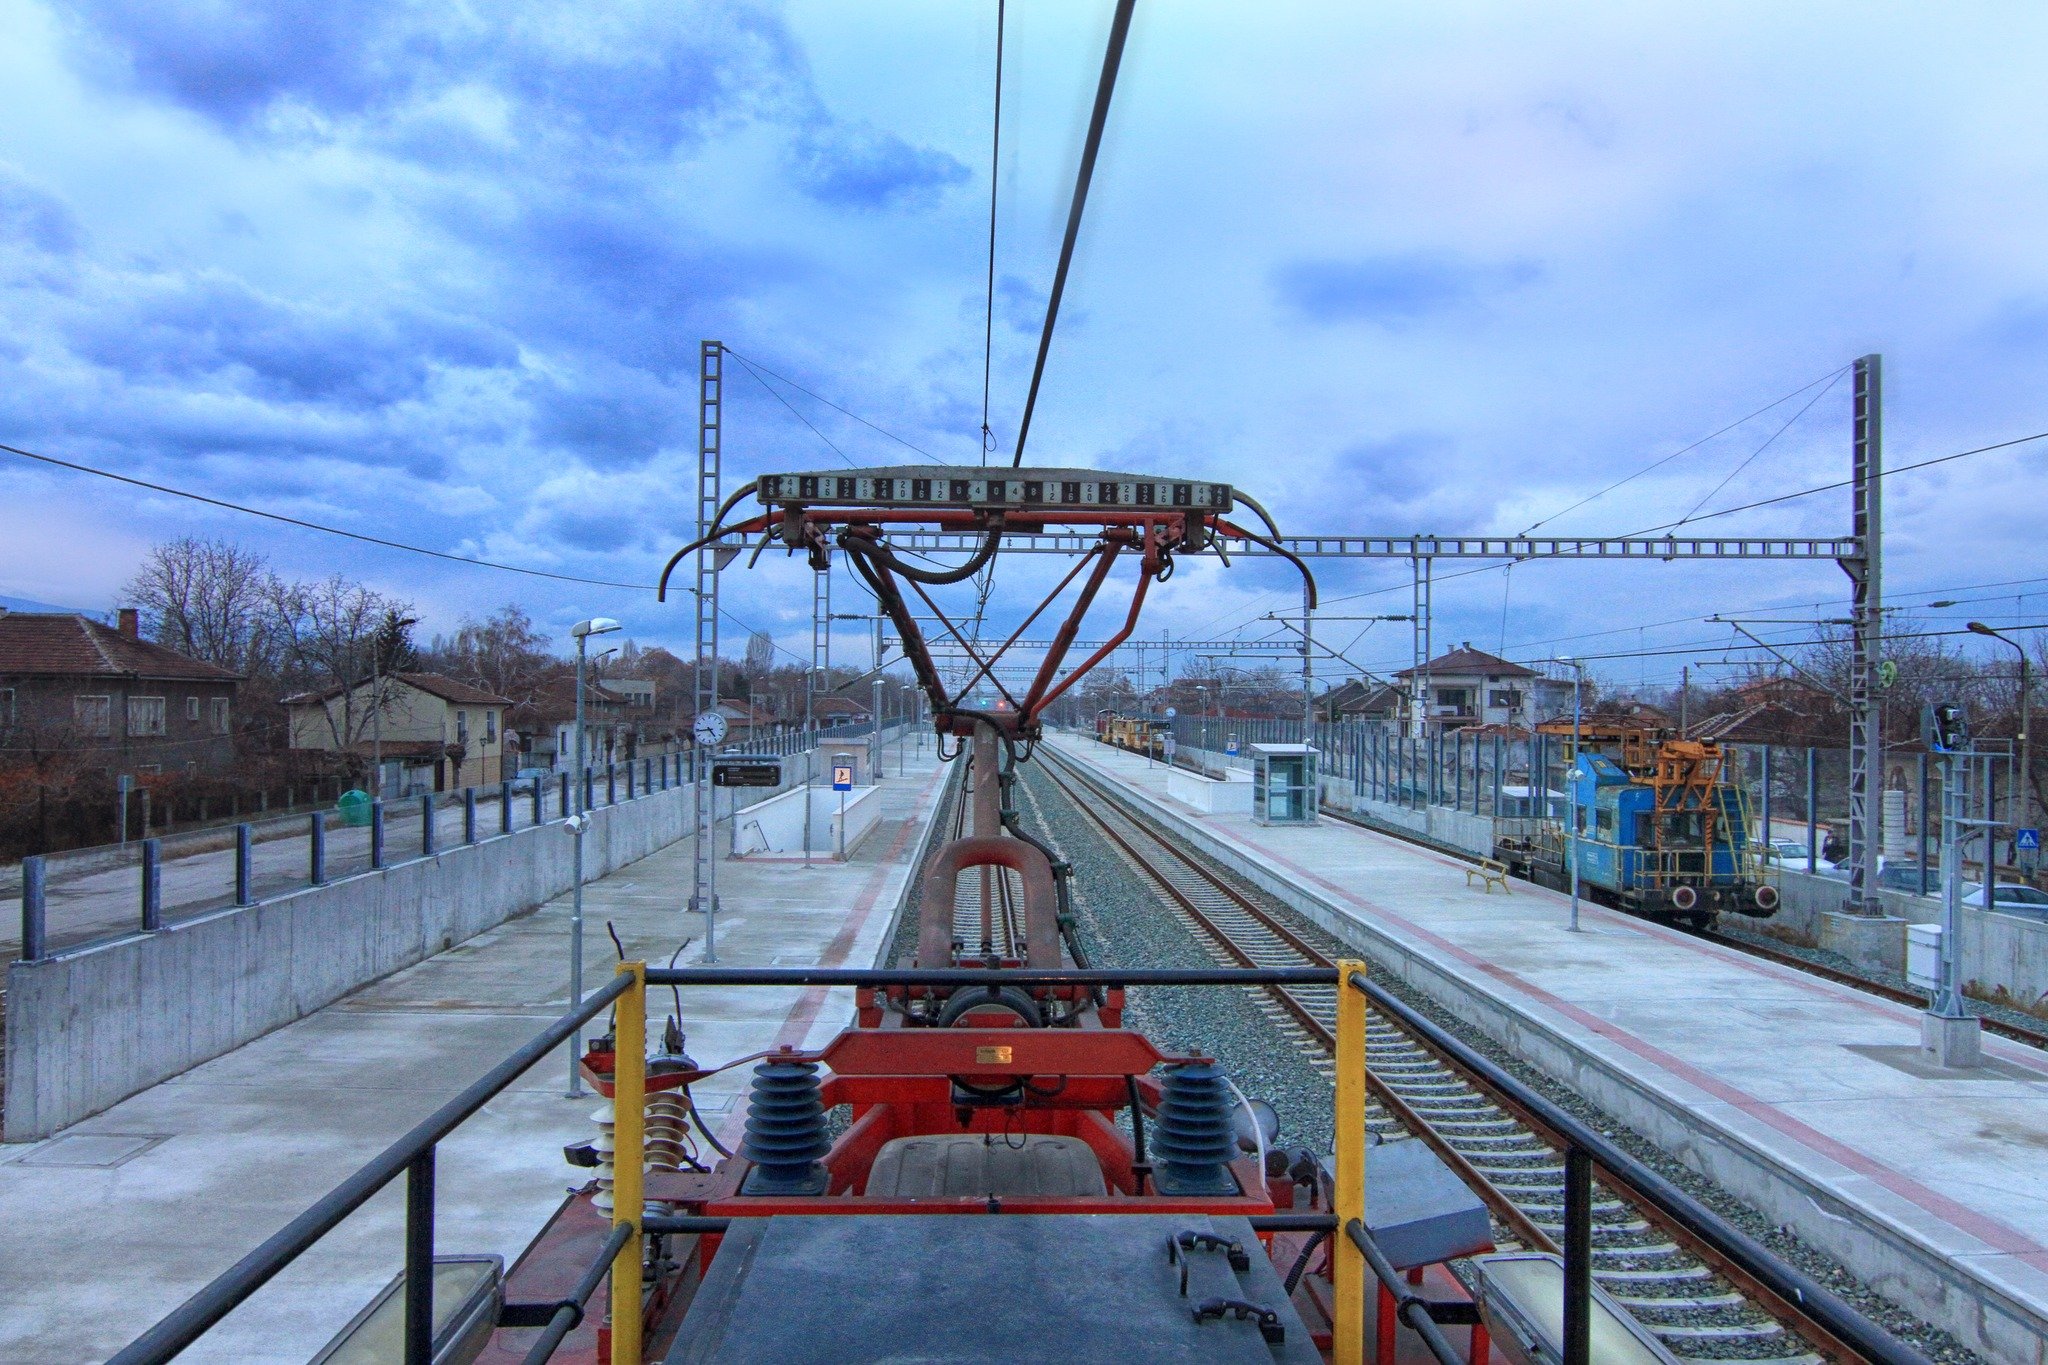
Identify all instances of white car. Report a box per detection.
[1762,838,1834,872]
[1961,884,2048,912]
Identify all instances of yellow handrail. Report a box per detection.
[610,962,647,1365]
[1334,960,1368,1360]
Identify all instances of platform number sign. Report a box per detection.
[832,763,854,792]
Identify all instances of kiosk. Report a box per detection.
[1250,743,1319,825]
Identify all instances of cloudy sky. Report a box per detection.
[2,1,2045,689]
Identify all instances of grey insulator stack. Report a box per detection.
[739,1058,830,1195]
[1149,1063,1241,1196]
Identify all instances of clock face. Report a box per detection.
[693,712,728,744]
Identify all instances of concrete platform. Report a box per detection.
[0,741,951,1364]
[1049,734,2048,1364]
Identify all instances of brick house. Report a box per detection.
[0,608,241,775]
[284,672,514,793]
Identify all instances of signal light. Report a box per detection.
[1923,702,1971,754]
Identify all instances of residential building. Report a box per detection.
[0,608,241,774]
[1393,644,1573,733]
[284,672,513,793]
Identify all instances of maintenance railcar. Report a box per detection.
[1509,737,1778,927]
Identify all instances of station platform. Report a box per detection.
[0,741,951,1364]
[1049,734,2048,1365]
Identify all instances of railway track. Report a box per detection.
[1031,745,1851,1365]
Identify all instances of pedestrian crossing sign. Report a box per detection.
[2020,828,2040,852]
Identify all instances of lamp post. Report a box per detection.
[1556,657,1585,932]
[567,617,622,1096]
[1968,622,2031,844]
[370,614,419,798]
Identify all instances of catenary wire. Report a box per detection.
[980,0,1006,466]
[1518,364,1851,535]
[1011,0,1137,468]
[0,437,824,670]
[0,440,654,591]
[721,347,947,465]
[727,352,857,468]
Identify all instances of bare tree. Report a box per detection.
[266,575,416,772]
[123,537,279,676]
[420,605,556,707]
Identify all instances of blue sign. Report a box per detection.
[2020,828,2041,852]
[832,763,854,792]
[1226,738,1239,756]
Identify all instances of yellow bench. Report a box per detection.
[1464,858,1512,894]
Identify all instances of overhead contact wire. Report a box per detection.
[1011,0,1137,468]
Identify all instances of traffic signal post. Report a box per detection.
[1925,702,1985,1069]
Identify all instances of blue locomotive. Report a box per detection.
[1520,736,1778,927]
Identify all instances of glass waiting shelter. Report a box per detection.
[1251,743,1319,825]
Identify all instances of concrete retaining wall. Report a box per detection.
[3,766,810,1142]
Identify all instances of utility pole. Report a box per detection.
[1841,354,1884,914]
[1679,665,1688,738]
[1300,584,1315,748]
[1410,552,1433,738]
[691,340,722,959]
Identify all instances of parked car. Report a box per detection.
[1762,839,1834,872]
[1961,884,2048,912]
[1875,862,1933,893]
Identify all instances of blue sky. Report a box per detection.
[2,1,2046,688]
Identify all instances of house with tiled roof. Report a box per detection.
[1393,643,1572,734]
[0,608,243,774]
[284,671,514,794]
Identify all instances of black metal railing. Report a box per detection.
[107,974,633,1365]
[1345,969,1930,1365]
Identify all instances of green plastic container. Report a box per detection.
[337,788,373,827]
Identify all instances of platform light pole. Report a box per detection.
[1968,622,2031,842]
[567,617,622,1096]
[1556,657,1585,932]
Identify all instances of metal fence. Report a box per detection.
[13,724,910,964]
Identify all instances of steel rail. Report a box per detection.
[1036,745,1927,1365]
[1033,756,1564,1257]
[109,973,636,1365]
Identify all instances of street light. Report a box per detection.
[1555,657,1585,932]
[566,616,622,1096]
[370,614,419,799]
[1968,622,2031,841]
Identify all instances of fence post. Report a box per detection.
[585,768,595,812]
[1806,747,1819,872]
[1918,754,1931,895]
[421,793,436,857]
[235,824,253,907]
[606,763,616,805]
[499,780,513,835]
[1564,1146,1593,1365]
[625,761,636,800]
[141,838,163,931]
[404,1148,437,1365]
[463,788,477,845]
[559,772,570,822]
[310,811,327,885]
[21,855,46,963]
[371,801,386,869]
[533,775,544,826]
